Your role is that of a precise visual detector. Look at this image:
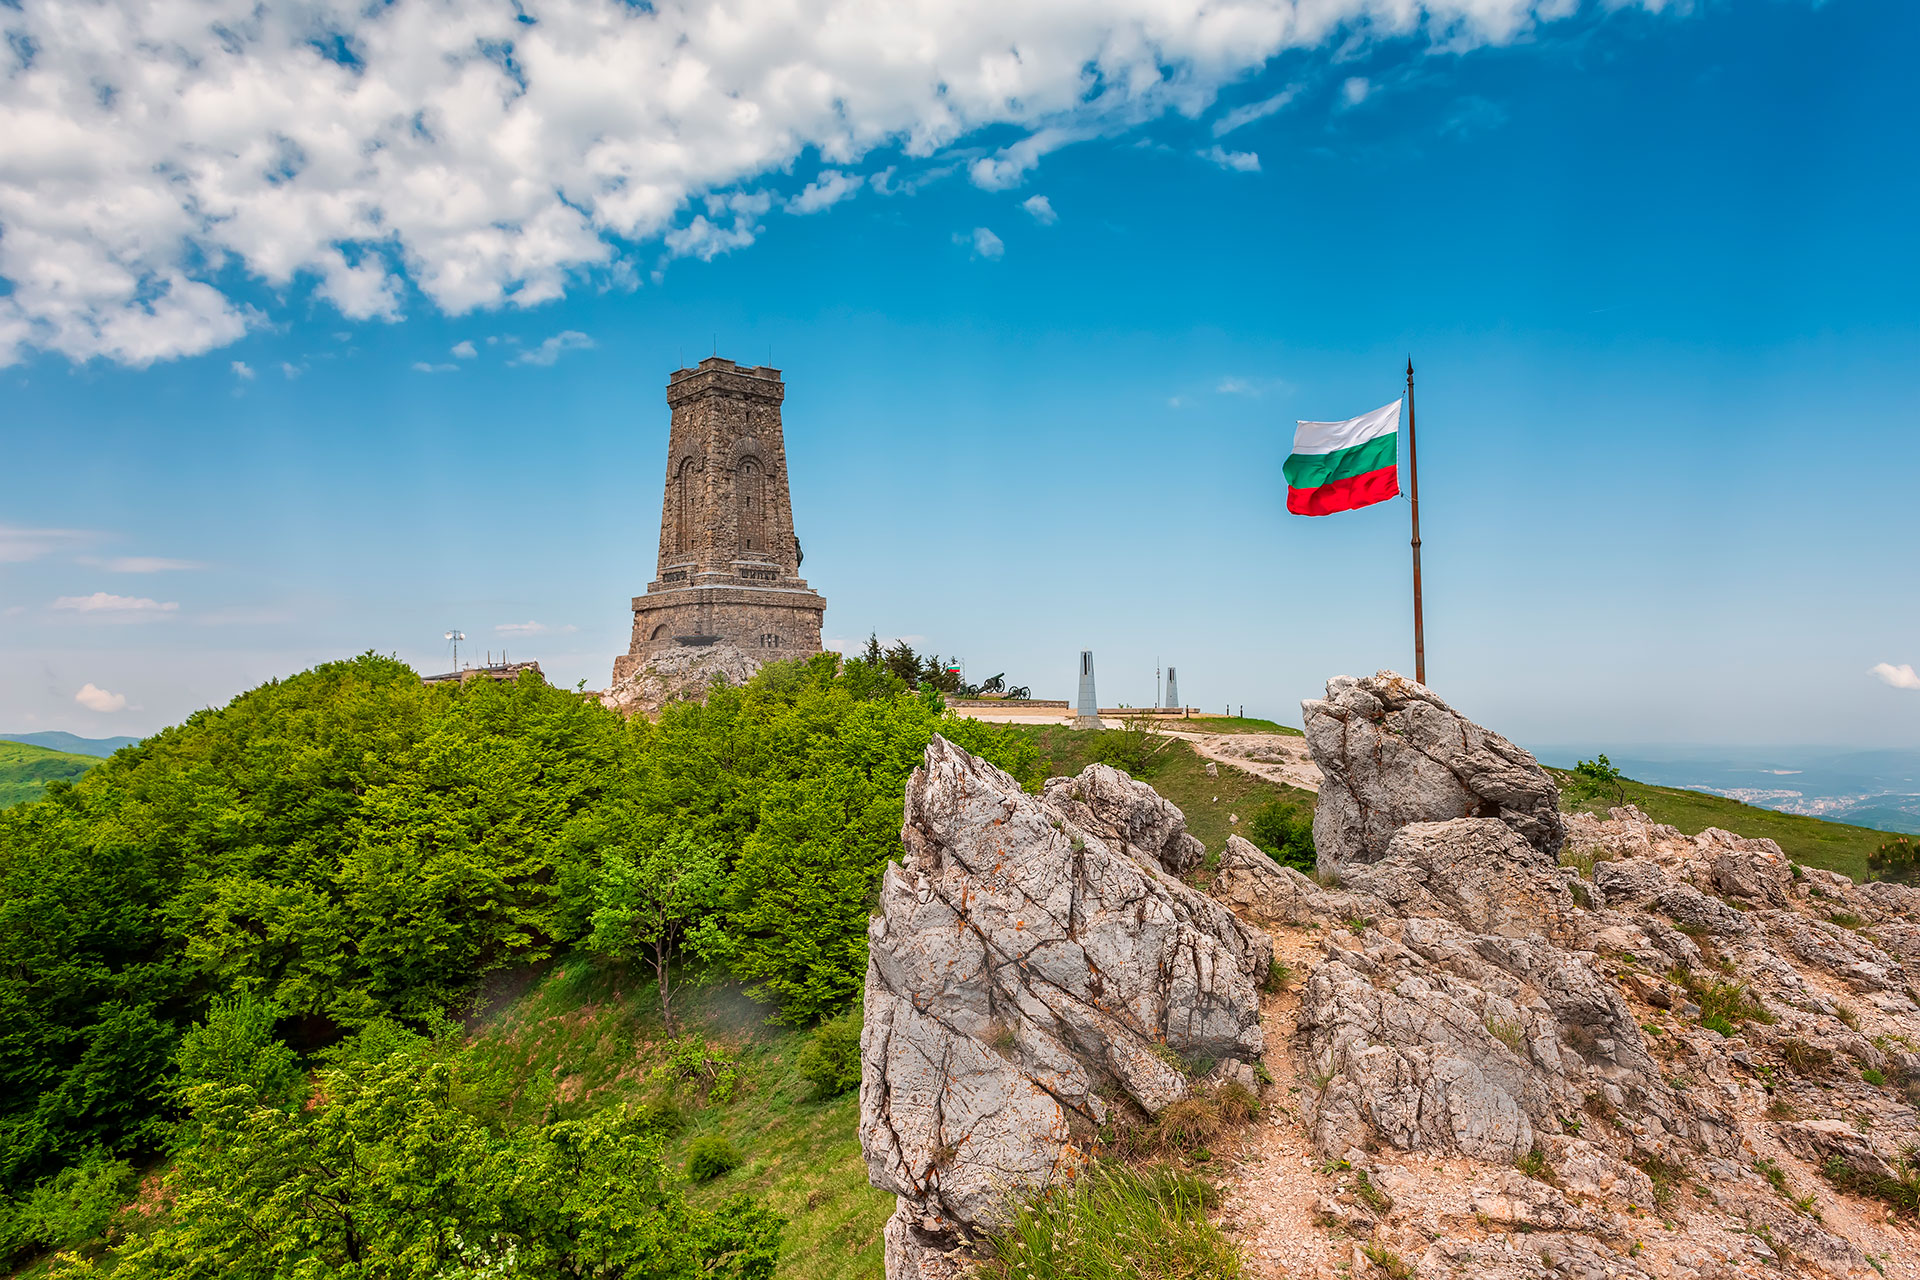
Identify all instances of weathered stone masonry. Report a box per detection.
[612,358,827,684]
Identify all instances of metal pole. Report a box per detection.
[1406,357,1426,686]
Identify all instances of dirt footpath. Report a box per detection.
[1163,731,1323,793]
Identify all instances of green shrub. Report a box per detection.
[977,1162,1240,1280]
[685,1135,742,1182]
[1247,801,1315,873]
[1868,837,1918,884]
[795,1010,864,1098]
[0,1150,135,1263]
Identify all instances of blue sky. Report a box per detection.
[3,0,1917,749]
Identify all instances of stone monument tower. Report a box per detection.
[611,358,826,685]
[1074,650,1100,729]
[1164,666,1179,710]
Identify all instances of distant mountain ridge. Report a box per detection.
[0,741,100,807]
[0,732,141,758]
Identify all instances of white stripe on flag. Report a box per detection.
[1291,399,1402,456]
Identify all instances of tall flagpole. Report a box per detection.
[1405,357,1425,686]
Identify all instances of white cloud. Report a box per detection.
[1200,146,1261,173]
[96,556,203,573]
[958,227,1005,260]
[1217,375,1292,396]
[0,0,1676,368]
[1871,662,1920,691]
[1342,76,1374,106]
[51,591,179,620]
[1213,87,1300,136]
[0,525,92,564]
[280,361,305,379]
[412,361,459,373]
[231,360,256,380]
[74,683,128,713]
[496,620,579,635]
[789,171,862,215]
[511,331,595,367]
[1022,195,1058,226]
[451,340,478,359]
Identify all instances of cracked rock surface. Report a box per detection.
[1303,670,1565,871]
[598,638,762,716]
[861,737,1268,1275]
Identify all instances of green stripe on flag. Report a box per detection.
[1283,432,1397,489]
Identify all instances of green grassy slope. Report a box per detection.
[1550,768,1892,882]
[1167,716,1300,736]
[0,741,98,807]
[462,965,890,1280]
[1013,727,1314,854]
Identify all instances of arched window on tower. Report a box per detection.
[675,457,697,555]
[737,457,765,555]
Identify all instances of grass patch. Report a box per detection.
[1672,970,1774,1030]
[1170,716,1300,736]
[1779,1038,1835,1077]
[1822,1149,1920,1217]
[976,1161,1241,1280]
[460,963,892,1280]
[1551,767,1891,881]
[1361,1242,1415,1279]
[1013,727,1312,856]
[1486,1017,1527,1055]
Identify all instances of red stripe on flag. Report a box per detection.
[1286,464,1400,516]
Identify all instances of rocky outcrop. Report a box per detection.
[1041,762,1205,874]
[598,639,762,716]
[861,737,1267,1272]
[1302,671,1564,871]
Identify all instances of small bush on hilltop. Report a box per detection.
[977,1162,1240,1280]
[1868,836,1918,884]
[795,1009,863,1099]
[685,1135,743,1182]
[1247,800,1316,873]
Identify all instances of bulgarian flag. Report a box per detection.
[1286,399,1403,516]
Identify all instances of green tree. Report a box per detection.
[172,991,303,1112]
[586,831,733,1032]
[58,1048,781,1280]
[1572,754,1626,806]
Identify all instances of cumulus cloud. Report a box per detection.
[1201,146,1262,172]
[231,360,256,380]
[1342,76,1374,106]
[511,331,595,367]
[789,171,863,215]
[1022,195,1059,225]
[496,620,578,635]
[0,0,1675,367]
[51,591,179,620]
[74,683,128,713]
[1871,662,1920,691]
[412,361,459,373]
[959,227,1005,260]
[451,340,478,359]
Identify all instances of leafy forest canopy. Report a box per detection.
[0,652,1037,1274]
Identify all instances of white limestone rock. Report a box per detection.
[1302,670,1565,871]
[860,737,1267,1269]
[1041,761,1206,875]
